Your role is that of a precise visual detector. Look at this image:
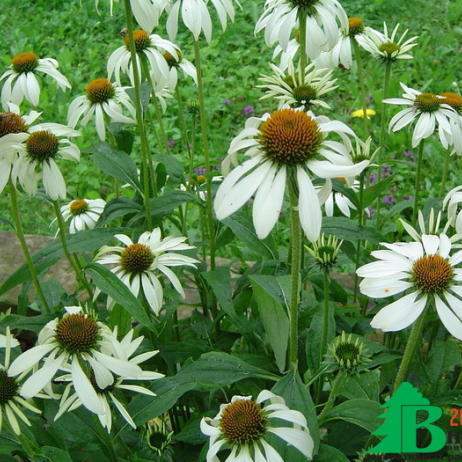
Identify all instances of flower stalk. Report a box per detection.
[412,140,425,225]
[193,39,215,270]
[53,201,94,301]
[352,40,369,136]
[8,181,50,312]
[288,179,302,371]
[123,0,155,226]
[393,310,427,392]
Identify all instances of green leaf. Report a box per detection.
[0,229,119,296]
[322,217,383,243]
[338,370,380,402]
[130,352,277,425]
[363,177,394,207]
[154,154,184,182]
[39,446,73,462]
[201,267,236,317]
[91,142,142,193]
[0,314,54,333]
[250,275,289,372]
[85,263,154,332]
[272,371,320,455]
[323,399,381,433]
[222,211,277,259]
[427,340,461,381]
[314,443,350,462]
[99,197,142,225]
[149,190,198,220]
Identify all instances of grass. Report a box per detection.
[0,0,461,234]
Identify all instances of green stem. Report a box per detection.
[53,201,94,301]
[318,372,345,422]
[412,140,425,225]
[175,85,193,177]
[8,181,50,312]
[193,39,215,270]
[320,269,330,364]
[393,310,427,392]
[439,148,450,197]
[375,61,392,226]
[288,179,302,371]
[354,171,366,304]
[352,40,369,136]
[123,0,155,226]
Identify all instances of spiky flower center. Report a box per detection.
[12,52,39,73]
[0,112,27,137]
[259,109,322,166]
[220,400,267,445]
[441,92,462,113]
[378,41,399,57]
[348,17,364,36]
[124,30,151,52]
[70,199,89,216]
[120,243,154,273]
[335,342,361,366]
[0,371,18,405]
[412,255,453,293]
[288,0,319,11]
[163,50,182,68]
[415,93,441,113]
[86,79,115,104]
[292,85,318,106]
[26,130,59,162]
[56,314,99,353]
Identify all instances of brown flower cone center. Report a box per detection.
[412,255,453,293]
[0,112,27,137]
[124,30,151,52]
[259,109,322,166]
[86,78,115,104]
[220,400,267,444]
[26,130,59,162]
[120,243,154,273]
[70,199,89,216]
[56,314,99,353]
[0,371,18,405]
[12,52,39,73]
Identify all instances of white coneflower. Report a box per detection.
[258,62,337,110]
[201,390,313,462]
[306,233,342,270]
[356,23,418,62]
[7,306,142,415]
[165,0,240,43]
[95,0,167,33]
[11,122,80,200]
[108,29,178,85]
[255,0,348,60]
[67,78,135,141]
[439,92,462,155]
[0,328,43,435]
[444,187,462,234]
[149,76,173,112]
[272,39,299,72]
[0,104,41,193]
[400,209,447,242]
[55,329,164,431]
[95,228,198,314]
[357,234,462,340]
[0,52,70,109]
[161,48,197,90]
[384,83,460,148]
[321,178,358,217]
[60,198,106,233]
[314,17,366,70]
[215,108,369,241]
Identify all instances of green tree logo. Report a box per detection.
[367,382,447,454]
